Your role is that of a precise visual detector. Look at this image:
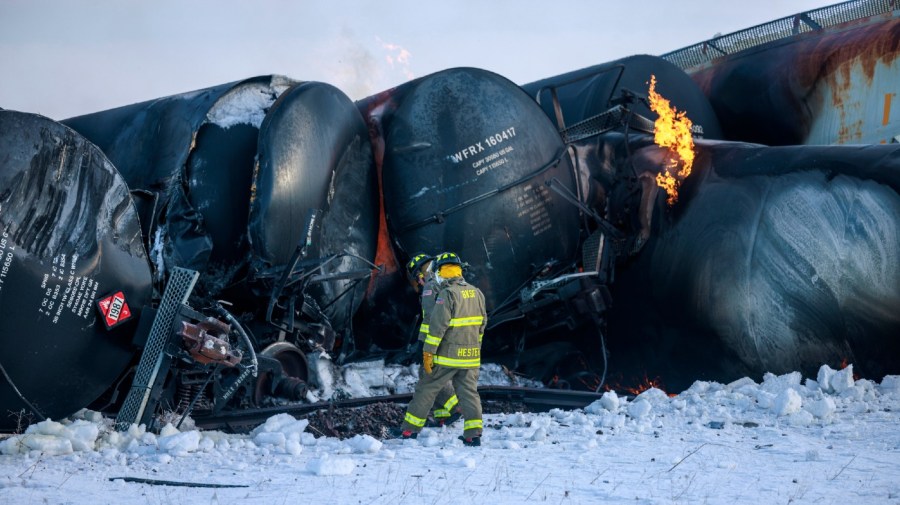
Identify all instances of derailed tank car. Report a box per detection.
[63,77,378,338]
[63,76,297,296]
[251,81,379,371]
[505,55,727,385]
[0,79,379,432]
[575,132,900,391]
[0,110,153,431]
[520,45,900,389]
[356,68,617,382]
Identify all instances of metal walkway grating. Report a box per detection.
[661,0,896,71]
[115,267,198,431]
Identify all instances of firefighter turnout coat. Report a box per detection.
[418,277,439,342]
[423,277,487,368]
[418,275,459,420]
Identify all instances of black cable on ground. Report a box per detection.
[0,358,46,422]
[109,477,248,488]
[594,325,609,393]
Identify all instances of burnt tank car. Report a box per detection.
[0,79,379,432]
[574,133,900,391]
[0,110,153,431]
[248,80,379,356]
[62,76,296,295]
[63,78,378,336]
[355,68,604,368]
[496,55,727,385]
[380,68,582,311]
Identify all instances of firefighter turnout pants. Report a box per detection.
[420,363,459,421]
[402,365,482,439]
[413,340,458,421]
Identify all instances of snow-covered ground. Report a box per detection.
[1,363,898,505]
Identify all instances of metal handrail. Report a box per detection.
[661,0,897,71]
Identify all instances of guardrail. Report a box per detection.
[661,0,897,71]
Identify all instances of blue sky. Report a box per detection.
[1,0,831,119]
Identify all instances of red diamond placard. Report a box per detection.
[97,291,133,329]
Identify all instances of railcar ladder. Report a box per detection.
[115,267,199,431]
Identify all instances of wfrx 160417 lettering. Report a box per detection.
[448,126,518,163]
[484,127,516,147]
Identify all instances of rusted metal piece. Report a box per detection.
[680,11,900,145]
[179,320,242,366]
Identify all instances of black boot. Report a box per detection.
[388,427,418,440]
[458,435,481,447]
[429,408,463,427]
[444,409,463,426]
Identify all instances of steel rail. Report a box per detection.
[192,386,608,433]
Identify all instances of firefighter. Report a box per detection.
[406,253,462,427]
[396,252,487,446]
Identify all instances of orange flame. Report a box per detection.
[839,358,861,381]
[648,74,695,205]
[604,373,677,397]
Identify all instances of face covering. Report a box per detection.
[424,261,442,284]
[438,264,462,279]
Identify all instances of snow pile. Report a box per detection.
[304,356,541,402]
[205,75,294,129]
[304,353,420,402]
[0,419,99,456]
[306,455,355,476]
[344,434,382,453]
[249,413,313,455]
[2,364,889,458]
[1,364,898,504]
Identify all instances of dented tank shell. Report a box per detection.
[377,68,583,312]
[62,76,296,295]
[253,82,378,328]
[64,77,377,333]
[0,110,152,431]
[522,54,723,140]
[587,134,900,390]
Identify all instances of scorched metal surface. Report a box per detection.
[0,110,152,431]
[522,54,723,140]
[379,68,583,312]
[62,76,296,295]
[253,81,377,331]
